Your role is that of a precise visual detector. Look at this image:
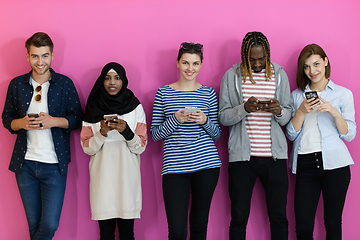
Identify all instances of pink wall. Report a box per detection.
[1,0,359,239]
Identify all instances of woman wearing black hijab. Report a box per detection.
[81,62,147,240]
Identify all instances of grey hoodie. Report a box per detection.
[219,62,292,162]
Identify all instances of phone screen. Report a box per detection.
[305,91,318,100]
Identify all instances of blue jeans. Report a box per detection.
[15,160,67,240]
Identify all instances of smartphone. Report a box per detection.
[305,91,318,100]
[184,107,198,113]
[103,114,118,122]
[258,99,271,104]
[28,113,39,118]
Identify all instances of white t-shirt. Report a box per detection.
[25,78,58,163]
[298,89,322,154]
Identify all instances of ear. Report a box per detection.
[324,57,328,66]
[176,59,180,68]
[51,51,55,61]
[26,52,30,63]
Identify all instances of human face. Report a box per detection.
[303,54,328,85]
[176,53,202,82]
[249,45,266,73]
[26,45,54,80]
[103,72,123,95]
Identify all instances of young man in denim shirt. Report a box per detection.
[2,32,83,239]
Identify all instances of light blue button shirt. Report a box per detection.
[286,80,356,174]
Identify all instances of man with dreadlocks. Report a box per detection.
[219,31,291,240]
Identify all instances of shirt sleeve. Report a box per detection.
[201,88,221,141]
[2,79,19,134]
[219,69,249,126]
[150,88,181,142]
[339,89,356,142]
[80,122,106,156]
[63,79,83,132]
[286,90,302,142]
[126,105,147,154]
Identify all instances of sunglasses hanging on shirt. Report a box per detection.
[35,85,42,102]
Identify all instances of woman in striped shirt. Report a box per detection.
[150,42,221,240]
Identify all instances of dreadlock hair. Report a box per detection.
[237,31,272,84]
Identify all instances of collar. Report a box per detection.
[304,79,335,92]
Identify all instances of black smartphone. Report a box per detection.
[258,99,271,104]
[28,113,39,118]
[305,91,318,100]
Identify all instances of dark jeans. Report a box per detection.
[228,157,288,240]
[98,218,135,240]
[162,167,220,240]
[15,160,67,240]
[295,152,350,240]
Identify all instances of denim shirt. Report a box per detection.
[2,69,83,175]
[286,80,356,174]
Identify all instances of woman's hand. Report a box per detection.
[188,109,207,125]
[297,97,321,115]
[317,96,339,117]
[100,120,112,136]
[175,109,190,123]
[108,119,127,133]
[291,97,320,132]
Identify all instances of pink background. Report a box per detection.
[0,0,359,239]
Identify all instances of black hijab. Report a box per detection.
[83,62,140,123]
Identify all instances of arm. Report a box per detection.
[2,79,24,134]
[320,91,356,141]
[338,91,356,142]
[62,80,83,131]
[80,122,108,156]
[274,68,292,126]
[198,89,221,141]
[219,69,249,126]
[109,105,148,154]
[127,106,147,154]
[286,91,303,142]
[317,96,347,135]
[150,89,181,142]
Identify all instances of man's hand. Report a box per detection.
[259,99,282,115]
[244,96,259,113]
[11,115,39,131]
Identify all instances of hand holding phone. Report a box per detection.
[305,91,320,106]
[257,99,271,104]
[103,114,118,123]
[28,113,39,118]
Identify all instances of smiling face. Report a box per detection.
[176,53,202,82]
[249,45,266,73]
[26,45,54,80]
[303,54,328,85]
[103,72,123,95]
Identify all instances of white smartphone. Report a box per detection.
[103,114,118,122]
[184,107,198,113]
